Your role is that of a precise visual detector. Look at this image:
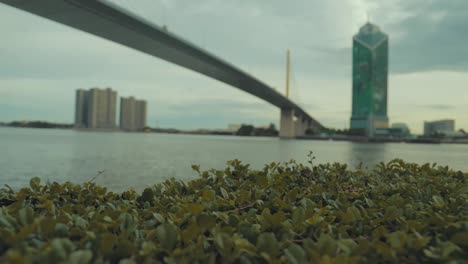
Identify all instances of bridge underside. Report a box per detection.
[0,0,324,137]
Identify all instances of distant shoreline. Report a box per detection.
[1,121,73,129]
[297,135,468,145]
[0,121,468,144]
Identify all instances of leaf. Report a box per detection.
[119,213,135,232]
[256,233,279,256]
[181,224,199,243]
[197,213,216,230]
[18,206,34,226]
[337,239,355,255]
[0,214,15,231]
[73,215,88,229]
[3,249,26,263]
[440,241,461,258]
[432,195,445,208]
[305,215,323,225]
[115,239,135,259]
[450,232,468,247]
[99,234,116,256]
[187,203,203,215]
[291,207,305,227]
[316,234,337,256]
[140,188,154,203]
[214,233,234,257]
[201,190,215,201]
[284,244,306,264]
[191,165,201,173]
[374,241,396,260]
[50,238,76,262]
[67,250,93,264]
[220,187,230,200]
[119,259,137,264]
[411,232,431,250]
[29,177,41,191]
[456,186,468,195]
[55,223,69,237]
[139,241,156,256]
[153,213,165,224]
[234,238,257,255]
[156,223,178,251]
[386,232,406,251]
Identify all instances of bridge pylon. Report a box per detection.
[280,108,295,139]
[295,116,308,137]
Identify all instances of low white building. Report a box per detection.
[423,119,455,136]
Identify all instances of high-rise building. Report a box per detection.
[75,89,89,128]
[350,22,389,136]
[74,87,117,129]
[135,99,147,130]
[120,96,147,131]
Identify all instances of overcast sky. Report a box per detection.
[1,0,467,133]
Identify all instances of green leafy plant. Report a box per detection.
[0,159,466,263]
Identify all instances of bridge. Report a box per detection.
[0,0,324,138]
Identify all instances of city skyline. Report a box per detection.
[1,1,468,133]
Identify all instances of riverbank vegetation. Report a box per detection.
[236,124,278,137]
[0,157,466,263]
[5,121,73,129]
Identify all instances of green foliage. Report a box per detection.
[0,159,467,263]
[7,121,72,129]
[236,124,278,137]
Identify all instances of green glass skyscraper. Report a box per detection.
[350,22,389,136]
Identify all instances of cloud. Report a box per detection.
[361,0,468,73]
[414,104,456,110]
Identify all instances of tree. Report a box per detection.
[236,124,255,136]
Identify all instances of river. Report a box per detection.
[1,127,467,191]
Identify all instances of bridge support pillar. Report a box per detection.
[280,108,295,139]
[295,117,308,137]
